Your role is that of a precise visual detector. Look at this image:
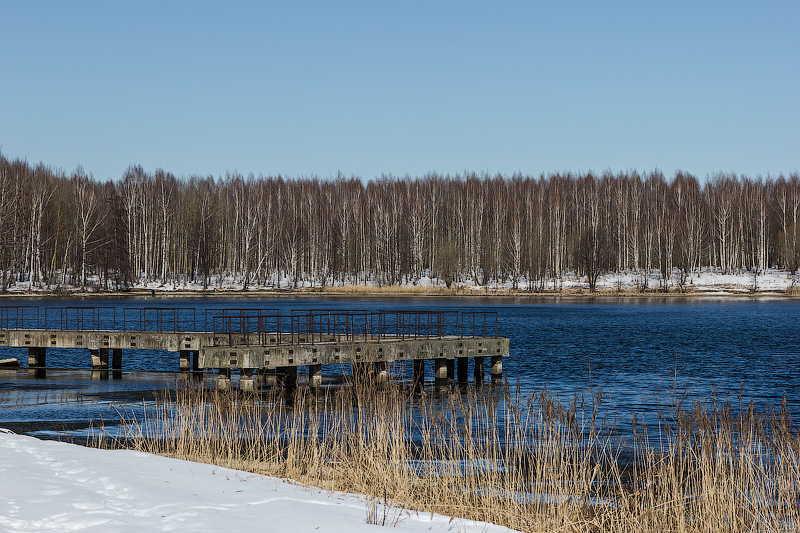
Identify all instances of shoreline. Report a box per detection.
[0,286,798,299]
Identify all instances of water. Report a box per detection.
[1,295,799,438]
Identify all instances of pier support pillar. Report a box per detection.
[179,350,191,372]
[447,359,455,380]
[259,367,277,386]
[111,349,123,380]
[435,358,448,382]
[490,355,503,381]
[91,349,109,369]
[351,362,370,383]
[27,347,46,378]
[412,360,425,389]
[111,349,122,370]
[191,351,202,380]
[374,361,388,386]
[240,369,256,393]
[27,347,46,368]
[278,366,297,389]
[217,368,232,391]
[456,357,469,383]
[308,364,322,389]
[473,357,485,383]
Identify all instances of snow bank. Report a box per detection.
[7,268,799,294]
[0,430,516,532]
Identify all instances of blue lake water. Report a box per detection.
[1,295,799,438]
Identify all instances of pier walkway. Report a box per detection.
[0,307,509,390]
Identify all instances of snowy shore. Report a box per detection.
[0,430,515,533]
[1,268,799,296]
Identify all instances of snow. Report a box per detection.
[5,268,800,294]
[0,430,517,533]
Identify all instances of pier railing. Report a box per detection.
[211,309,498,346]
[0,305,499,345]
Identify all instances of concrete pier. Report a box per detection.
[308,364,322,388]
[259,367,277,386]
[91,349,109,369]
[180,350,191,371]
[27,347,46,368]
[27,347,46,378]
[474,356,485,382]
[218,368,232,391]
[0,308,509,390]
[374,361,388,385]
[412,360,425,388]
[435,358,448,382]
[352,362,371,382]
[279,366,297,389]
[240,368,256,392]
[490,355,503,381]
[179,350,201,372]
[111,349,122,370]
[456,357,469,383]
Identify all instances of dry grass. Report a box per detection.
[95,375,800,532]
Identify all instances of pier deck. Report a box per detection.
[0,307,510,389]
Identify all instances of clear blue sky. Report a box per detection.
[1,1,797,182]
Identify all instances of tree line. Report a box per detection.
[1,152,798,292]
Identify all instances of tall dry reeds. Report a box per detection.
[98,374,800,532]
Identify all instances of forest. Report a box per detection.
[1,152,798,292]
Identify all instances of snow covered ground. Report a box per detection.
[4,268,799,294]
[0,430,516,533]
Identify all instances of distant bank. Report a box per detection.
[1,270,798,298]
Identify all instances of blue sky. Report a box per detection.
[1,1,797,181]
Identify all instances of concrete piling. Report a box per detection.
[435,358,448,382]
[473,356,485,382]
[351,362,370,382]
[179,350,191,371]
[259,367,277,386]
[308,364,322,388]
[279,366,298,389]
[27,347,46,378]
[240,368,256,392]
[217,368,232,391]
[27,347,46,368]
[91,349,109,369]
[111,349,123,380]
[456,357,469,383]
[412,360,425,389]
[490,355,503,381]
[111,349,122,370]
[374,361,388,385]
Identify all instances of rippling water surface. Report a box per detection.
[1,295,799,438]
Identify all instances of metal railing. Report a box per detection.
[44,306,116,331]
[121,308,196,332]
[0,306,197,332]
[210,309,499,346]
[0,306,39,329]
[0,305,499,344]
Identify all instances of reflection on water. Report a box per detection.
[0,369,182,437]
[0,296,799,440]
